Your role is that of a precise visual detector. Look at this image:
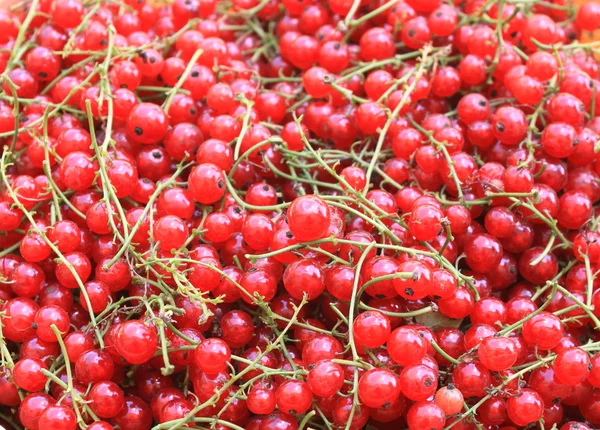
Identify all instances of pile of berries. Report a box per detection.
[3,0,600,428]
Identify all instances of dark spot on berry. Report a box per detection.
[157,75,164,83]
[262,185,270,191]
[31,322,37,330]
[490,89,497,97]
[217,179,225,189]
[510,31,518,38]
[152,151,162,159]
[120,84,128,88]
[190,108,197,115]
[149,57,156,64]
[285,231,293,239]
[288,409,297,414]
[424,377,432,387]
[142,178,152,183]
[495,122,505,133]
[233,206,242,214]
[100,39,108,46]
[333,43,341,50]
[552,397,561,404]
[574,138,579,146]
[134,126,143,136]
[509,265,516,274]
[382,402,391,409]
[408,29,415,37]
[404,288,414,296]
[39,72,47,78]
[191,71,199,78]
[479,100,487,107]
[435,11,442,16]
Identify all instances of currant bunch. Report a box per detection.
[1,0,600,429]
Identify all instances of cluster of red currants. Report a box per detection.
[2,0,600,429]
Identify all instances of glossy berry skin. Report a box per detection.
[492,106,527,145]
[435,384,464,415]
[554,347,591,386]
[188,163,226,205]
[153,215,189,251]
[1,298,39,342]
[59,152,98,191]
[55,252,92,289]
[112,396,153,430]
[287,195,331,242]
[34,305,70,342]
[127,103,169,144]
[240,268,277,304]
[541,122,577,158]
[408,204,443,241]
[242,214,274,251]
[353,310,391,349]
[452,361,491,398]
[220,310,254,349]
[393,260,433,300]
[13,357,48,392]
[38,405,77,430]
[283,259,325,301]
[89,381,125,418]
[247,382,276,415]
[464,234,503,273]
[399,364,438,401]
[259,411,299,430]
[75,349,114,385]
[302,335,343,366]
[577,3,600,30]
[276,380,313,415]
[522,311,564,351]
[507,388,544,426]
[407,401,446,430]
[358,368,401,409]
[115,320,159,364]
[47,220,81,253]
[307,360,344,398]
[478,336,518,371]
[19,393,55,430]
[194,338,231,374]
[11,262,45,297]
[387,326,427,367]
